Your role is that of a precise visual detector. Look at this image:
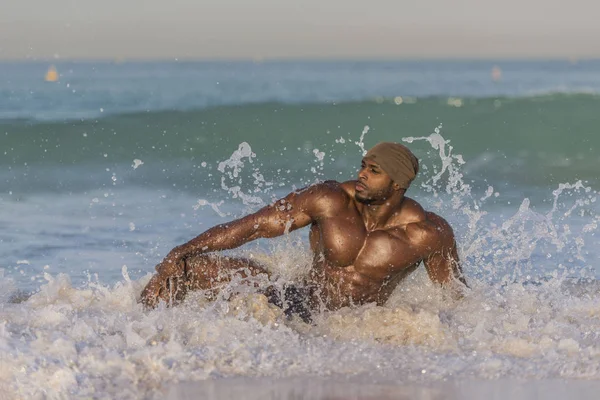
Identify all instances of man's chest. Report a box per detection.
[310,211,419,275]
[309,210,370,267]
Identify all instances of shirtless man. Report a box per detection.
[140,142,466,319]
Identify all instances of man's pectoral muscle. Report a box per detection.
[351,216,463,299]
[318,229,427,307]
[314,217,457,309]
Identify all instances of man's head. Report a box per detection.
[354,142,419,204]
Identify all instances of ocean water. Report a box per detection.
[1,60,600,399]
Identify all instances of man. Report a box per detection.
[140,142,466,321]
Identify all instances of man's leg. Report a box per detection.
[146,254,270,306]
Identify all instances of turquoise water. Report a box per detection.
[0,60,599,398]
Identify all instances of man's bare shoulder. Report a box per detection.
[389,199,455,247]
[338,180,359,197]
[292,180,351,216]
[406,212,456,249]
[295,180,349,198]
[390,197,427,226]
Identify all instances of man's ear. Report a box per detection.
[393,183,401,191]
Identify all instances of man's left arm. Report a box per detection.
[423,241,467,287]
[419,214,468,288]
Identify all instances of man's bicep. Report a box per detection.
[252,189,318,238]
[254,182,345,238]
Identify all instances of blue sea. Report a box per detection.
[1,60,599,398]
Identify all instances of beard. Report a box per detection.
[354,190,375,204]
[354,187,393,205]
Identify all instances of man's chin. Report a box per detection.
[354,192,372,204]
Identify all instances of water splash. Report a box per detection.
[194,198,227,218]
[354,125,370,156]
[404,124,468,208]
[198,142,270,216]
[3,125,600,398]
[310,148,326,179]
[402,124,599,284]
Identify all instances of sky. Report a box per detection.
[1,0,599,60]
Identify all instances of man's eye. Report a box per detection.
[371,168,379,174]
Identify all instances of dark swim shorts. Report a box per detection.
[263,284,314,324]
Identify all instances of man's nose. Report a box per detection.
[358,169,367,181]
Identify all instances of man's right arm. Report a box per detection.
[153,181,343,277]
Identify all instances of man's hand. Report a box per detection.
[139,273,166,309]
[155,248,186,276]
[140,249,187,308]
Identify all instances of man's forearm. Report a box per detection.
[153,190,315,278]
[175,219,256,257]
[155,215,260,276]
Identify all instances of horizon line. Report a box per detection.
[0,55,598,63]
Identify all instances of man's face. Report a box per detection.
[354,158,396,204]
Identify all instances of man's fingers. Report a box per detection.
[140,274,164,308]
[142,258,187,309]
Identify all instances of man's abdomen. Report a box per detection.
[309,261,390,309]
